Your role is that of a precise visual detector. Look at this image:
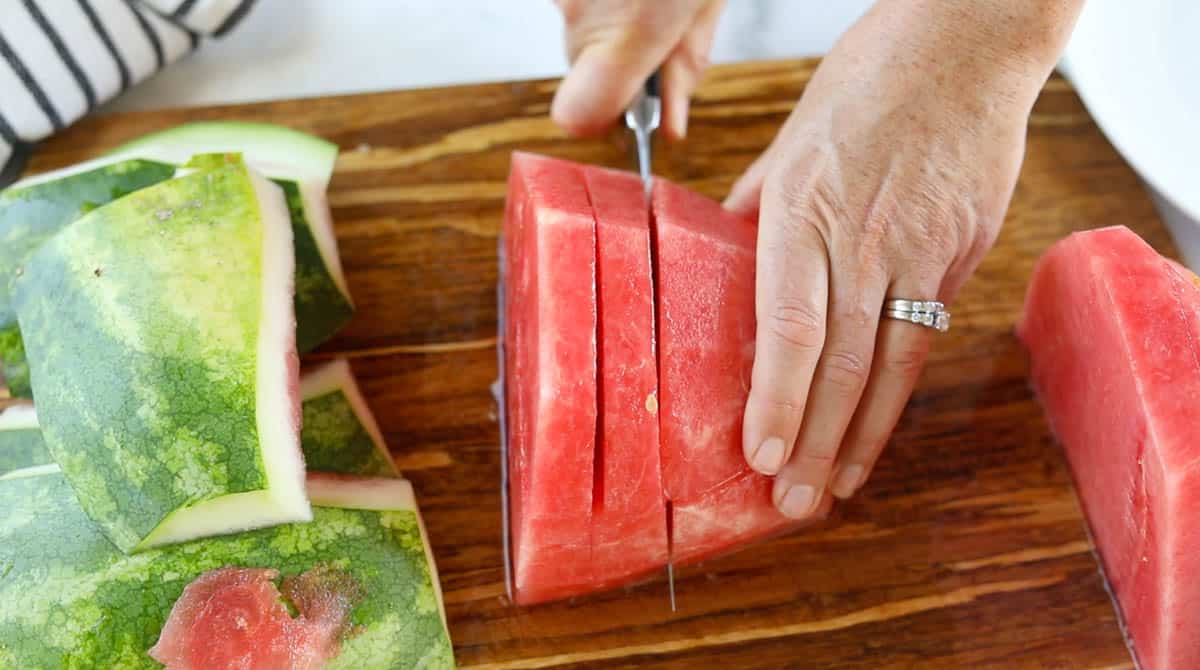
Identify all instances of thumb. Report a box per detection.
[551,1,707,137]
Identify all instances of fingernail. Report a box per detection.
[670,98,688,139]
[751,437,785,474]
[778,484,817,519]
[832,465,865,499]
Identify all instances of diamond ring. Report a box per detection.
[884,299,950,333]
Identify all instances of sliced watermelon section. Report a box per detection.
[10,155,310,552]
[0,404,48,475]
[300,358,400,477]
[0,469,453,669]
[581,164,668,588]
[504,152,597,605]
[0,158,178,399]
[1017,226,1200,670]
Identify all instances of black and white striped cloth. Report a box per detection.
[0,0,256,187]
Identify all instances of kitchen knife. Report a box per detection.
[624,70,677,612]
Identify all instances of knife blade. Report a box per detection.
[624,71,661,200]
[624,70,676,612]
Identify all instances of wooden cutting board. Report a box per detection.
[11,58,1168,668]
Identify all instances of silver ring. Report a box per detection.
[884,299,951,333]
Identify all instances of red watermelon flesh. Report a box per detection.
[1017,226,1200,670]
[504,152,597,605]
[582,165,669,587]
[148,566,360,670]
[651,178,759,503]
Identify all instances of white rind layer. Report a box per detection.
[0,403,38,431]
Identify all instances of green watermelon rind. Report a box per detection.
[0,470,455,670]
[0,403,48,476]
[300,359,400,478]
[10,159,310,553]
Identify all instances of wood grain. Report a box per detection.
[7,57,1167,668]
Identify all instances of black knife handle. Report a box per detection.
[645,70,660,98]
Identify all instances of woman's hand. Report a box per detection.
[551,0,724,139]
[725,0,1085,518]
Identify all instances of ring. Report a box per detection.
[884,299,951,333]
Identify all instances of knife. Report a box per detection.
[624,70,677,613]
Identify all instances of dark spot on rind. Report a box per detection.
[94,268,103,278]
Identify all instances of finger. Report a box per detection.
[741,182,830,480]
[830,275,939,499]
[723,149,772,218]
[551,3,700,137]
[773,264,886,518]
[660,0,723,139]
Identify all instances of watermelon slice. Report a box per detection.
[0,158,178,398]
[10,155,310,552]
[0,404,46,475]
[0,468,453,669]
[1017,225,1200,670]
[504,152,597,604]
[650,178,798,562]
[300,358,400,478]
[581,165,668,588]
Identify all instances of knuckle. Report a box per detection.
[766,298,826,353]
[819,348,870,395]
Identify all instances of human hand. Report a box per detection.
[551,0,724,139]
[725,0,1085,518]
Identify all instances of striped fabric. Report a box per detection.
[0,0,255,187]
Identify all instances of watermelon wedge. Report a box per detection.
[11,155,310,552]
[0,404,46,476]
[300,358,400,478]
[503,152,597,604]
[0,468,453,669]
[581,165,668,588]
[1018,226,1200,670]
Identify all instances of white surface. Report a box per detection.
[1061,0,1200,268]
[104,0,872,112]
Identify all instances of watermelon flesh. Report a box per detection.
[503,154,807,604]
[148,566,362,670]
[583,165,668,588]
[1017,225,1200,670]
[504,152,597,604]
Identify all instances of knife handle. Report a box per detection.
[645,70,660,99]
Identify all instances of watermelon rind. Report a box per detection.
[0,403,49,475]
[107,121,339,185]
[0,159,179,399]
[300,359,399,477]
[10,157,311,553]
[0,470,455,669]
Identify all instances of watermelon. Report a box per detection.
[649,178,796,562]
[300,358,400,478]
[503,152,597,604]
[0,403,46,475]
[0,468,454,669]
[10,155,311,553]
[110,123,354,353]
[0,158,178,398]
[581,165,668,588]
[1017,226,1200,670]
[0,124,352,401]
[147,565,360,670]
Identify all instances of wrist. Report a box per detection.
[856,0,1085,107]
